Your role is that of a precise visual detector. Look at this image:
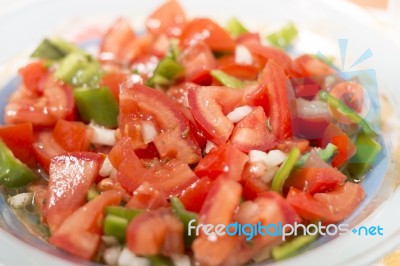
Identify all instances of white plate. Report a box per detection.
[0,1,400,266]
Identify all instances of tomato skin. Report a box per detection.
[245,42,301,77]
[45,152,104,233]
[188,86,244,145]
[295,54,334,77]
[179,41,217,85]
[195,143,248,181]
[100,72,131,101]
[217,55,259,81]
[33,130,65,172]
[119,83,201,164]
[286,182,365,224]
[126,182,168,210]
[0,123,36,167]
[322,123,357,168]
[180,18,235,52]
[285,152,346,194]
[241,162,270,200]
[146,0,186,37]
[49,190,121,260]
[127,208,184,256]
[52,120,93,152]
[18,61,48,94]
[230,106,276,153]
[259,60,292,140]
[179,177,212,212]
[193,178,242,266]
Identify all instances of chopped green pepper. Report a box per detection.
[295,143,337,167]
[210,70,244,89]
[147,255,173,266]
[147,57,184,88]
[271,234,318,261]
[55,52,102,88]
[271,147,300,194]
[226,17,248,38]
[166,38,181,61]
[105,206,142,221]
[170,197,198,247]
[86,187,99,201]
[267,22,298,49]
[346,133,381,181]
[0,140,38,188]
[74,87,119,128]
[318,91,377,136]
[103,214,129,242]
[31,37,87,60]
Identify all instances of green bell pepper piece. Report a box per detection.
[166,38,181,61]
[0,140,38,188]
[271,147,300,194]
[319,91,377,136]
[147,255,173,266]
[271,234,318,261]
[295,143,337,167]
[55,52,102,88]
[32,37,87,60]
[86,187,99,201]
[267,22,298,49]
[103,214,129,242]
[210,70,244,89]
[147,57,184,87]
[105,206,142,221]
[74,87,119,128]
[347,133,381,181]
[226,18,248,38]
[170,197,198,247]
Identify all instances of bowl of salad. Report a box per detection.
[0,0,400,266]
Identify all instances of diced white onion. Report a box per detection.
[8,193,33,208]
[141,120,158,144]
[204,140,216,154]
[171,255,191,266]
[261,165,279,183]
[99,157,114,177]
[227,106,253,123]
[296,98,329,118]
[101,235,120,247]
[249,150,287,167]
[235,45,253,65]
[103,246,121,266]
[118,248,150,266]
[90,124,116,146]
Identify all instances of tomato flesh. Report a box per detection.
[53,120,93,152]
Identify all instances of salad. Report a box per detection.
[0,0,383,265]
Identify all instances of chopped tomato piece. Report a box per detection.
[100,72,131,101]
[193,178,242,266]
[146,0,186,37]
[52,120,93,152]
[230,106,276,153]
[179,41,217,85]
[295,54,334,77]
[276,138,310,154]
[188,86,243,144]
[33,130,66,172]
[195,143,248,181]
[127,208,184,256]
[45,152,104,233]
[18,61,48,94]
[4,77,75,126]
[180,18,235,52]
[285,152,346,194]
[27,181,48,219]
[322,123,357,168]
[179,177,213,213]
[259,60,292,140]
[119,83,201,164]
[0,123,36,166]
[241,162,270,200]
[126,182,168,210]
[286,182,365,224]
[49,190,121,259]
